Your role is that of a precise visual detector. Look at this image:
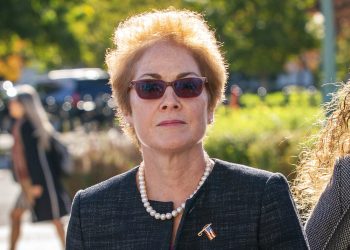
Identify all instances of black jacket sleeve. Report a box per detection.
[66,190,84,249]
[259,173,309,249]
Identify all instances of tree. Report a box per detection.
[0,0,318,81]
[0,0,81,77]
[184,0,318,79]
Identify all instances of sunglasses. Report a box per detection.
[129,77,207,99]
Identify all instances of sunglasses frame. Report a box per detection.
[129,77,207,99]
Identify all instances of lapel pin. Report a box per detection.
[198,223,216,240]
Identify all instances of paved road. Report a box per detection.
[0,170,66,250]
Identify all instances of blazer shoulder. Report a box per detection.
[306,155,350,249]
[213,158,284,186]
[211,158,289,202]
[331,155,350,205]
[309,156,350,204]
[335,155,350,182]
[78,166,138,202]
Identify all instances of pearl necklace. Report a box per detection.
[138,160,213,220]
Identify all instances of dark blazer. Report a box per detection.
[66,159,308,249]
[305,156,350,250]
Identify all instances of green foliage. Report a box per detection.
[240,88,321,108]
[336,22,350,81]
[185,0,318,77]
[0,0,81,67]
[0,0,318,78]
[205,90,323,179]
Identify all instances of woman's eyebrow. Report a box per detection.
[176,72,200,78]
[137,72,200,80]
[137,73,161,79]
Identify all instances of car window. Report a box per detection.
[36,82,62,96]
[76,79,111,99]
[35,80,76,103]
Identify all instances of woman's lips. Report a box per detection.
[157,120,186,126]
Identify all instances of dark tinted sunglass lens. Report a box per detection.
[135,81,165,99]
[174,78,204,98]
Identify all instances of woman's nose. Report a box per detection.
[160,87,181,110]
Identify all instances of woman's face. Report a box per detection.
[8,100,25,119]
[126,42,213,153]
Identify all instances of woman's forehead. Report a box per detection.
[133,42,200,80]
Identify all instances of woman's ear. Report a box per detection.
[124,112,134,126]
[208,110,214,124]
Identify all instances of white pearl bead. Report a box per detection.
[150,210,156,216]
[160,214,166,220]
[146,206,153,212]
[181,203,185,209]
[141,198,148,203]
[166,213,172,219]
[177,207,182,213]
[143,202,150,207]
[172,210,178,217]
[155,213,160,219]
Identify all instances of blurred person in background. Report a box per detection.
[8,85,71,250]
[293,82,350,249]
[66,9,308,249]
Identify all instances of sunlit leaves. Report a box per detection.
[0,0,319,78]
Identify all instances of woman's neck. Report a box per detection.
[139,145,208,207]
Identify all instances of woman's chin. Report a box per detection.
[141,137,203,153]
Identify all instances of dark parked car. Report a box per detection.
[34,68,115,131]
[0,81,13,169]
[0,80,13,132]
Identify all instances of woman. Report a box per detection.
[294,82,350,249]
[8,85,71,250]
[67,9,308,249]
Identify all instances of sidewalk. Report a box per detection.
[0,222,64,250]
[0,170,65,250]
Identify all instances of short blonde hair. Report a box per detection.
[106,9,227,142]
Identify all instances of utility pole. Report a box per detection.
[320,0,337,104]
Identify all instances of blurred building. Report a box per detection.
[334,0,350,28]
[334,0,350,81]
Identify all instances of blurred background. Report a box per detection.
[0,0,349,248]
